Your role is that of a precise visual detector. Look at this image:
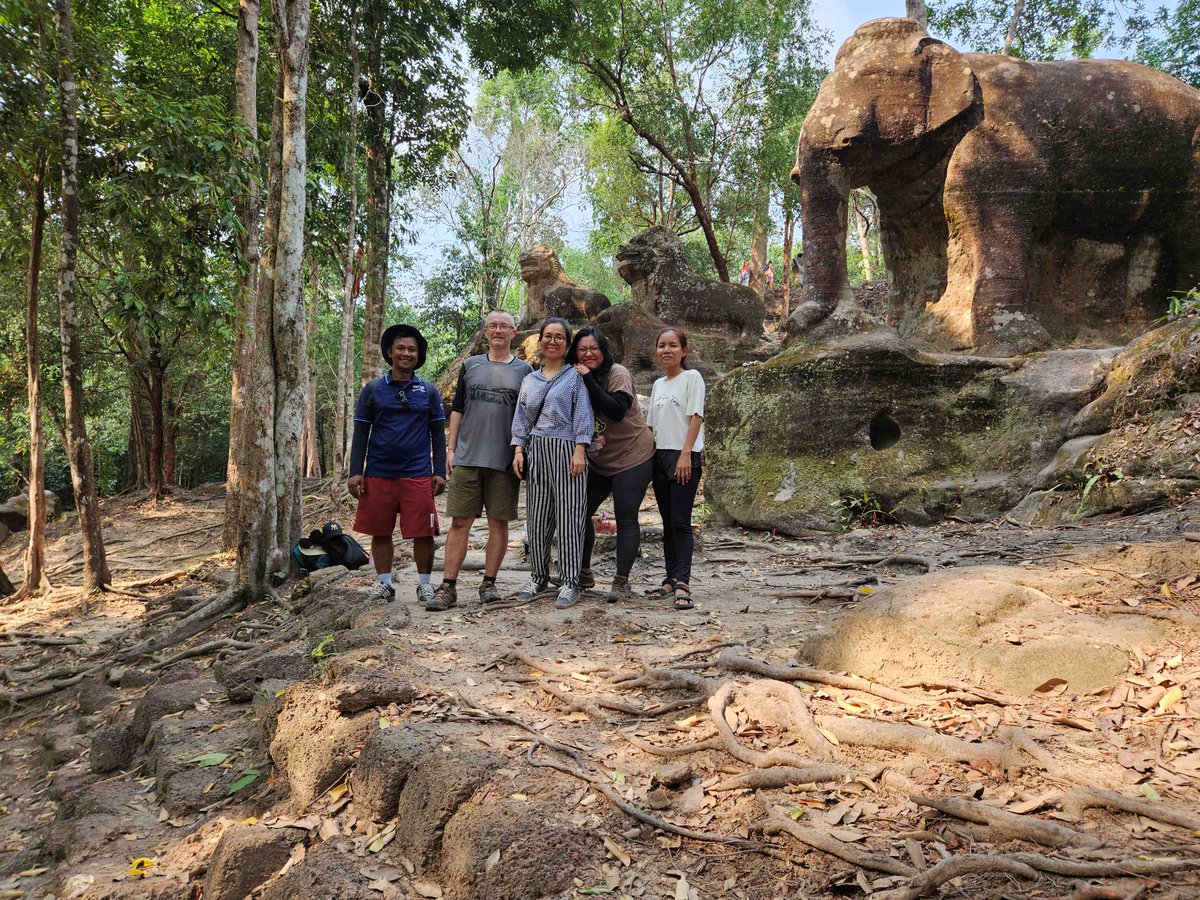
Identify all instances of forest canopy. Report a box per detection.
[1,0,1196,510]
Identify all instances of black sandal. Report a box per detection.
[672,583,694,610]
[646,579,675,601]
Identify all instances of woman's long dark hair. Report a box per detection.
[566,325,614,383]
[656,325,691,370]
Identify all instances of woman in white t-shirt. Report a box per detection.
[646,326,705,610]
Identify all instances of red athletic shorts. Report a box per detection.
[353,476,440,538]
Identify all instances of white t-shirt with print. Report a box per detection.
[647,369,705,452]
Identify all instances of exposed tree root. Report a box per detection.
[1002,853,1200,878]
[115,586,245,661]
[148,638,255,671]
[710,681,843,766]
[878,854,1039,899]
[527,743,760,849]
[714,766,849,791]
[117,569,190,590]
[506,651,615,677]
[1059,787,1200,831]
[1,670,91,705]
[900,679,1021,706]
[911,794,1102,849]
[813,715,1034,771]
[714,651,928,706]
[613,665,722,697]
[625,732,724,757]
[762,806,915,877]
[538,680,648,719]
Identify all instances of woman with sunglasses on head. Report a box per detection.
[510,318,595,609]
[567,326,656,603]
[647,326,705,611]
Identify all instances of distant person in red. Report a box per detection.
[347,324,447,603]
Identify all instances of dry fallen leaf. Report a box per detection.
[484,848,501,872]
[1159,686,1184,712]
[674,873,690,900]
[603,836,632,867]
[412,880,443,899]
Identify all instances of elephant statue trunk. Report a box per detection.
[787,144,855,333]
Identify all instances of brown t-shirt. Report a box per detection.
[587,364,656,476]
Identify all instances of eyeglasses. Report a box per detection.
[396,388,411,410]
[542,334,567,344]
[578,347,602,356]
[484,324,514,332]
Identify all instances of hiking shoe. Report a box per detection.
[416,583,435,605]
[555,584,583,609]
[605,577,633,604]
[426,582,457,611]
[478,581,502,604]
[513,578,549,602]
[370,581,396,602]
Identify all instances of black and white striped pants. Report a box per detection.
[526,435,588,590]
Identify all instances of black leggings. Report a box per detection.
[652,449,701,586]
[582,456,653,580]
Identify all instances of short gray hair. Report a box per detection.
[485,309,517,328]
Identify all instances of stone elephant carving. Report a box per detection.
[789,17,1200,354]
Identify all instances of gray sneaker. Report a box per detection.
[370,581,396,602]
[478,581,502,604]
[426,582,457,611]
[554,584,583,609]
[513,578,549,602]
[416,583,435,605]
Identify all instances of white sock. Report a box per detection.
[377,573,393,587]
[418,572,431,586]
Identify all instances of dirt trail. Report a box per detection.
[1,484,1198,899]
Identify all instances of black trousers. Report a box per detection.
[652,449,701,586]
[582,456,654,580]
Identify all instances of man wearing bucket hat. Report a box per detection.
[347,324,447,603]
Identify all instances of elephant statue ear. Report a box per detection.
[920,37,977,135]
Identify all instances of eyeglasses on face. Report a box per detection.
[484,323,514,332]
[578,346,602,355]
[542,334,567,344]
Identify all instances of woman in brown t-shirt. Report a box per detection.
[568,326,657,603]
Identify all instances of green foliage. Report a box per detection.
[1135,0,1200,87]
[930,0,1134,59]
[830,492,897,528]
[309,635,335,660]
[1077,461,1124,513]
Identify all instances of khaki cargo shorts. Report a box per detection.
[445,464,520,521]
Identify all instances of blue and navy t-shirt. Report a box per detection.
[354,374,446,478]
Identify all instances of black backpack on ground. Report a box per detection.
[291,521,369,573]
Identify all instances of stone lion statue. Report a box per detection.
[518,244,611,327]
[615,227,764,338]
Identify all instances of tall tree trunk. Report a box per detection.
[225,0,262,551]
[55,0,110,592]
[906,0,928,29]
[303,256,321,477]
[164,381,181,487]
[1003,0,1025,55]
[853,191,874,282]
[333,0,360,474]
[360,0,389,383]
[127,373,151,488]
[780,207,795,321]
[17,147,51,599]
[749,188,770,298]
[232,0,310,594]
[147,347,165,499]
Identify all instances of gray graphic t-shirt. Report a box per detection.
[451,353,533,471]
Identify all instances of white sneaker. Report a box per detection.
[416,583,435,605]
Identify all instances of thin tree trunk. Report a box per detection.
[333,0,360,476]
[360,0,388,382]
[233,0,309,594]
[1003,0,1025,55]
[128,373,151,488]
[271,0,311,555]
[906,0,928,29]
[55,0,110,592]
[17,147,51,599]
[148,348,165,499]
[225,0,262,550]
[781,208,795,321]
[854,191,874,282]
[164,382,181,486]
[749,196,770,298]
[303,256,321,477]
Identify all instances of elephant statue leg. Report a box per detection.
[940,185,1051,355]
[1166,148,1200,299]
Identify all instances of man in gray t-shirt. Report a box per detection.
[427,310,533,611]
